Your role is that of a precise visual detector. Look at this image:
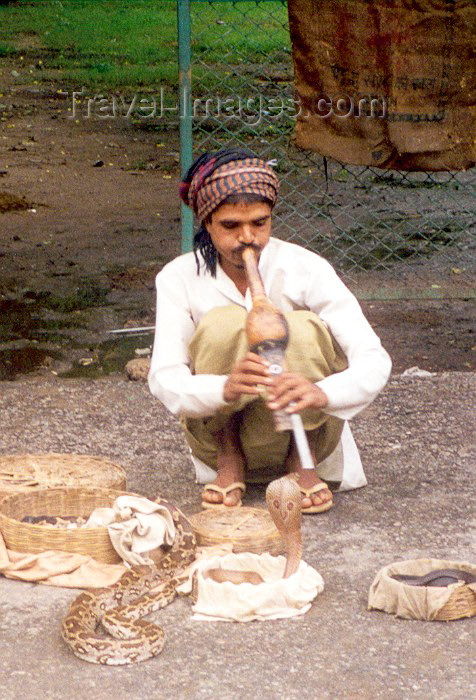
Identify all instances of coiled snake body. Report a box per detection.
[61,478,302,665]
[61,498,196,665]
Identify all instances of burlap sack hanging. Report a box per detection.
[287,0,476,170]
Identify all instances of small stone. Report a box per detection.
[134,347,151,357]
[125,358,150,381]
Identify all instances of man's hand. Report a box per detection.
[266,371,329,413]
[223,352,272,403]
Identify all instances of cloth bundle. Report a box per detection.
[178,551,324,622]
[85,495,176,566]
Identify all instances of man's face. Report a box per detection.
[206,200,272,276]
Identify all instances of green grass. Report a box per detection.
[0,0,178,87]
[192,1,289,61]
[0,0,289,89]
[44,278,110,313]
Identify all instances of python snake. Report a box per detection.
[60,497,196,665]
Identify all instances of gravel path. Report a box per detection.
[0,372,474,700]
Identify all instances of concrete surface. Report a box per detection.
[0,372,474,700]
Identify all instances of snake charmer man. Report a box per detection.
[148,148,391,513]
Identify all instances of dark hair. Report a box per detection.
[193,192,273,276]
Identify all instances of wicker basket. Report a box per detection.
[434,584,476,621]
[0,453,127,500]
[368,558,476,621]
[190,507,284,555]
[0,487,134,564]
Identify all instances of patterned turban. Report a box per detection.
[179,149,279,221]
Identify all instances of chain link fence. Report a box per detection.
[181,0,475,299]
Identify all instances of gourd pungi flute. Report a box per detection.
[241,246,315,470]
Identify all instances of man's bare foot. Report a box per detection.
[201,415,246,508]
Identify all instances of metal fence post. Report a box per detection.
[177,0,193,253]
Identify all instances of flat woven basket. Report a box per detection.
[189,507,284,555]
[0,453,126,500]
[0,487,133,564]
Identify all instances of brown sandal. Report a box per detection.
[300,481,333,514]
[201,481,246,509]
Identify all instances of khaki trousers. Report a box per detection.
[181,306,347,477]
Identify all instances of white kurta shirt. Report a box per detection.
[148,237,392,490]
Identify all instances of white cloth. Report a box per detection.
[86,496,176,566]
[148,237,391,486]
[184,551,324,622]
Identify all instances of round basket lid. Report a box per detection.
[0,453,126,499]
[189,507,284,555]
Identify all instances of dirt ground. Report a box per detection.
[0,61,475,380]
